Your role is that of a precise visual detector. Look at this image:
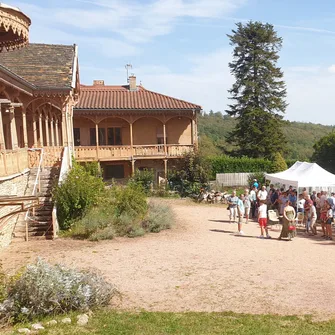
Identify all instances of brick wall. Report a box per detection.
[0,172,29,248]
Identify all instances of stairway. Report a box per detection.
[13,167,60,241]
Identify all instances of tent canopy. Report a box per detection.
[265,161,335,189]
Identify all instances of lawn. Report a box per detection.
[7,311,335,335]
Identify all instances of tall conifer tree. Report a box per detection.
[226,21,287,158]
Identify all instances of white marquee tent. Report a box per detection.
[265,161,335,190]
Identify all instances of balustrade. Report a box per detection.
[0,148,29,177]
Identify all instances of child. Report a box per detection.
[258,200,271,239]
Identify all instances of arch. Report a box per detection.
[98,115,130,124]
[165,114,193,123]
[132,116,164,146]
[26,97,62,111]
[165,115,192,145]
[132,115,164,124]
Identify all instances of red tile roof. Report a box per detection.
[75,85,201,110]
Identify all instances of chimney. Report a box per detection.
[93,80,105,86]
[129,75,137,91]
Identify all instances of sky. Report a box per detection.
[8,0,335,125]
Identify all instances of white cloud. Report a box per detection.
[18,0,247,44]
[328,65,335,73]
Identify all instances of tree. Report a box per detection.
[226,21,288,158]
[312,132,335,173]
[270,152,287,172]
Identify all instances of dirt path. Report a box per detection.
[1,199,335,317]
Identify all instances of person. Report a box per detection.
[252,179,259,189]
[309,203,317,235]
[325,203,333,240]
[271,188,280,211]
[237,194,245,235]
[258,200,271,239]
[320,201,328,238]
[297,194,305,213]
[289,190,297,209]
[279,200,296,241]
[243,190,251,224]
[228,190,239,224]
[257,185,268,202]
[249,186,257,219]
[279,191,288,216]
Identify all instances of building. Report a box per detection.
[73,77,201,181]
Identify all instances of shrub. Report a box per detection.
[53,162,106,230]
[248,172,266,188]
[132,169,154,194]
[0,263,6,304]
[270,152,287,172]
[0,258,117,324]
[89,226,115,241]
[110,182,148,219]
[112,213,145,238]
[143,201,173,233]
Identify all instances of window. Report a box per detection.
[107,127,122,145]
[90,128,106,145]
[74,128,80,146]
[105,165,124,179]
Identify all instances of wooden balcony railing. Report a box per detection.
[0,148,29,177]
[74,144,194,161]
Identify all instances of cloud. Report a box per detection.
[328,65,335,73]
[19,0,247,44]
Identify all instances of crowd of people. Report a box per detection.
[227,179,335,241]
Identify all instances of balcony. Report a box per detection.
[74,144,194,162]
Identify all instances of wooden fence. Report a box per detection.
[216,173,251,187]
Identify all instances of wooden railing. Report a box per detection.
[74,144,194,161]
[28,147,63,168]
[0,148,29,177]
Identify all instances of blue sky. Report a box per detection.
[9,0,335,125]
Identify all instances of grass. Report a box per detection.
[5,310,335,335]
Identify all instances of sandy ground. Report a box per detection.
[1,199,335,317]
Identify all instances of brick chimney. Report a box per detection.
[129,75,137,91]
[93,80,105,86]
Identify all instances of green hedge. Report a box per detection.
[207,156,296,179]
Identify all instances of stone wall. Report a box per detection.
[0,172,29,248]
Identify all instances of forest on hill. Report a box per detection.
[198,111,334,161]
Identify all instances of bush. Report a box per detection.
[110,182,148,219]
[270,152,287,172]
[132,169,154,194]
[0,258,117,324]
[143,201,173,233]
[53,162,106,230]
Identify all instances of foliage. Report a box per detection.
[53,162,105,230]
[132,169,154,194]
[0,258,117,324]
[312,131,335,173]
[209,155,273,178]
[142,201,173,233]
[248,172,266,188]
[197,112,334,161]
[226,21,287,158]
[0,263,6,304]
[110,182,148,219]
[82,161,102,178]
[7,311,335,335]
[168,152,211,197]
[271,152,287,172]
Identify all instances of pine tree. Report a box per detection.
[226,21,287,158]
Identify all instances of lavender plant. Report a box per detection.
[0,258,117,323]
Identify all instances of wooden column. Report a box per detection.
[194,118,198,150]
[22,108,28,148]
[55,119,59,146]
[38,110,44,147]
[50,117,55,147]
[163,123,167,155]
[95,122,99,159]
[61,109,68,146]
[164,159,168,179]
[130,122,133,156]
[0,109,5,150]
[131,159,135,176]
[191,119,195,145]
[32,114,38,147]
[9,106,18,150]
[44,113,50,147]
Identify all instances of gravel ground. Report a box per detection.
[1,199,335,318]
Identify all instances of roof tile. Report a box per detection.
[76,85,201,110]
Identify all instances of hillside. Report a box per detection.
[198,112,334,160]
